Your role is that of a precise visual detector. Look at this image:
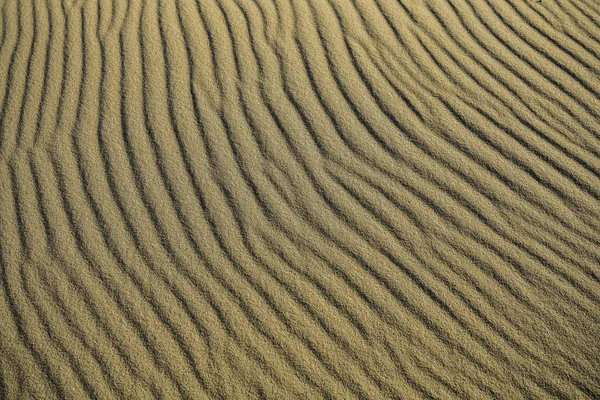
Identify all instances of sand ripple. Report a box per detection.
[0,0,599,398]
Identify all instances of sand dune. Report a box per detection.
[0,0,599,398]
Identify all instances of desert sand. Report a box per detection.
[0,0,599,398]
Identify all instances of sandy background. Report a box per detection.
[0,0,599,398]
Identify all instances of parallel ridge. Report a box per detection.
[0,0,599,398]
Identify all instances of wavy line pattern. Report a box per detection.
[0,0,599,398]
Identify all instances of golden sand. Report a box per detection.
[0,0,599,398]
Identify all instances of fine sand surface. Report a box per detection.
[1,0,600,398]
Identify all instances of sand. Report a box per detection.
[0,0,599,398]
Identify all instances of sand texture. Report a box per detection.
[0,0,600,398]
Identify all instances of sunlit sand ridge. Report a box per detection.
[0,0,599,398]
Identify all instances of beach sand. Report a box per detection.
[0,0,599,398]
